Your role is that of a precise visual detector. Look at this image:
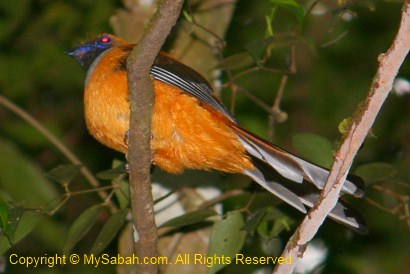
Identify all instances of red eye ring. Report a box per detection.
[100,36,111,43]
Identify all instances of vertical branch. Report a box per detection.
[126,1,184,274]
[273,1,410,273]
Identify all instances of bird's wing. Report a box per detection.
[151,53,237,123]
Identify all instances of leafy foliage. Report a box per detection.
[0,208,44,254]
[208,212,246,274]
[292,132,334,168]
[63,205,103,254]
[47,164,83,186]
[91,208,128,255]
[159,208,218,228]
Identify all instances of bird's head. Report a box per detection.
[66,34,128,70]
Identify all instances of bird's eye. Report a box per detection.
[100,36,111,43]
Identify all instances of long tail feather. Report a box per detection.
[230,125,367,233]
[230,125,365,196]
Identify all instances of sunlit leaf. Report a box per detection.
[338,117,353,135]
[160,208,217,228]
[208,212,246,274]
[182,10,193,23]
[265,5,277,36]
[91,208,128,255]
[63,205,103,254]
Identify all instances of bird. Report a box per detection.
[66,33,367,234]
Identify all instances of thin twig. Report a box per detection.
[198,189,244,210]
[268,74,288,141]
[321,31,349,48]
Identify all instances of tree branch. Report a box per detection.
[273,1,410,273]
[126,1,184,274]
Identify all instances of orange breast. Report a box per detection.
[84,48,253,174]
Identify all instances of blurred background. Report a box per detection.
[0,0,409,273]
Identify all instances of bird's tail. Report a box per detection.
[229,124,367,234]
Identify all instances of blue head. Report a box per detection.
[66,34,120,70]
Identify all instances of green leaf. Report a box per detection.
[0,139,59,207]
[63,205,103,254]
[182,10,193,23]
[216,52,255,70]
[91,208,128,255]
[271,216,293,237]
[3,207,24,242]
[153,189,178,205]
[96,160,129,208]
[208,212,246,274]
[265,6,277,36]
[338,117,353,135]
[245,34,299,63]
[114,180,130,209]
[257,219,270,238]
[244,209,269,236]
[96,162,126,180]
[46,164,82,186]
[355,162,398,184]
[257,215,293,239]
[160,208,217,228]
[250,207,293,239]
[0,197,9,231]
[245,39,268,63]
[268,0,305,24]
[0,208,44,254]
[292,133,333,168]
[1,120,51,148]
[107,160,129,208]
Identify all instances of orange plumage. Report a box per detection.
[84,44,252,174]
[66,34,367,233]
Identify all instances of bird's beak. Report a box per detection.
[65,42,103,70]
[65,46,92,69]
[65,48,76,57]
[65,47,83,61]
